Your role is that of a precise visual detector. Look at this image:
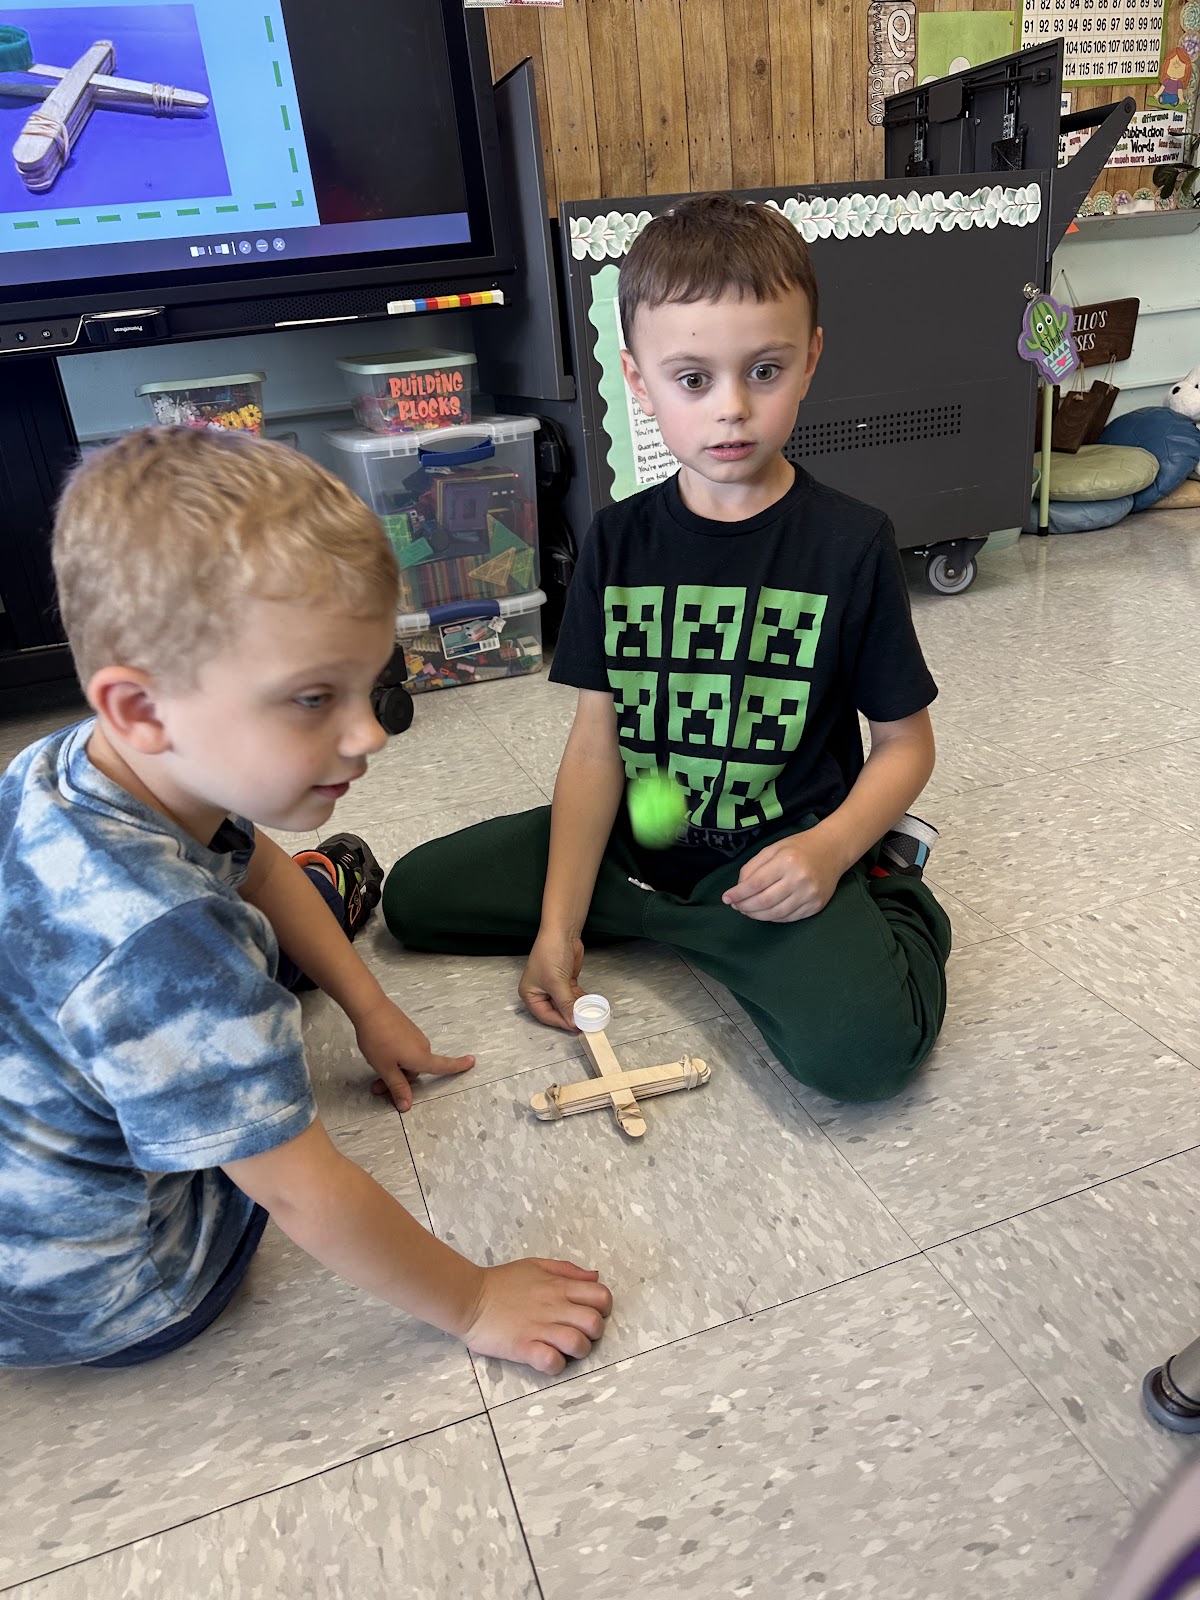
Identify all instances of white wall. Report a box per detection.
[1054,227,1200,419]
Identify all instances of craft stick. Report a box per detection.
[531,1056,710,1120]
[580,1029,646,1138]
[3,63,208,109]
[13,40,113,192]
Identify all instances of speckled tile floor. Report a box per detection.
[4,515,1200,1597]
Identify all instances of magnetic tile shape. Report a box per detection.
[1076,735,1200,836]
[405,1017,916,1406]
[1017,887,1200,1068]
[398,536,436,568]
[931,1149,1200,1505]
[358,936,726,1108]
[0,1120,481,1588]
[492,1259,1129,1600]
[468,547,517,591]
[487,517,527,557]
[8,1418,537,1600]
[779,940,1200,1246]
[930,773,1192,933]
[509,545,536,592]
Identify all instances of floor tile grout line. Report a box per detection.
[481,1405,548,1600]
[477,1250,928,1416]
[719,1013,927,1257]
[398,1109,493,1421]
[917,1248,1141,1513]
[934,863,1200,940]
[910,1139,1200,1254]
[0,1415,491,1596]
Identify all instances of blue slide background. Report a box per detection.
[0,5,229,213]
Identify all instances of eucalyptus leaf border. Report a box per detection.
[569,183,1042,259]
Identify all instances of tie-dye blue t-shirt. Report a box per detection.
[0,721,316,1367]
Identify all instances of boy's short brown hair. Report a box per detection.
[619,192,820,347]
[53,427,398,689]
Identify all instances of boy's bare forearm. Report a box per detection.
[540,729,625,941]
[224,1124,482,1338]
[240,832,386,1024]
[809,715,935,875]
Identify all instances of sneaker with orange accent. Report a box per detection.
[294,832,383,941]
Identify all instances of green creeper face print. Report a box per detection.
[604,583,827,840]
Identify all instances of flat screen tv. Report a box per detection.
[0,0,511,347]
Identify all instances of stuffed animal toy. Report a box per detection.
[1166,365,1200,421]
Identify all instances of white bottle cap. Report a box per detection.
[573,994,611,1033]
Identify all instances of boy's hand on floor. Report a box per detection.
[723,831,844,923]
[355,998,475,1113]
[462,1258,613,1374]
[519,933,585,1029]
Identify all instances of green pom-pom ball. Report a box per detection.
[628,770,687,849]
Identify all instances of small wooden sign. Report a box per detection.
[1071,298,1140,368]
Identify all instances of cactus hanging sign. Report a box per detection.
[1018,293,1080,385]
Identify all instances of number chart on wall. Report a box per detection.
[1021,0,1165,82]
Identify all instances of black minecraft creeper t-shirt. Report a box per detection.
[549,468,937,889]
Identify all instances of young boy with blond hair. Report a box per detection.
[0,427,610,1372]
[385,193,952,1101]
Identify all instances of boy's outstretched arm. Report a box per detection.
[519,689,625,1030]
[223,1119,612,1374]
[239,832,473,1111]
[724,708,936,923]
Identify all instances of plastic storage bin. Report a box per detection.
[397,591,546,693]
[135,373,265,433]
[326,416,540,614]
[336,348,477,435]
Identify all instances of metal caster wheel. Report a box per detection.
[925,549,978,595]
[1143,1365,1200,1434]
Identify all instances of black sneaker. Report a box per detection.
[315,832,384,940]
[872,814,939,880]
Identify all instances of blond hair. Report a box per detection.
[53,427,399,688]
[619,193,820,347]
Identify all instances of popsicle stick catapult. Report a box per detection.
[0,27,208,193]
[530,995,710,1138]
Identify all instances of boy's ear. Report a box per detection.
[86,667,173,755]
[806,326,824,383]
[620,347,655,416]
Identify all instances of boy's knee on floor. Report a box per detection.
[771,1016,930,1104]
[381,844,438,942]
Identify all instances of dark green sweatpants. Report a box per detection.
[383,808,951,1103]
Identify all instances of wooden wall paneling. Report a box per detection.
[538,0,602,206]
[484,8,558,214]
[679,0,735,189]
[810,0,856,181]
[767,0,816,185]
[725,0,776,190]
[633,0,692,195]
[586,0,649,197]
[852,0,884,180]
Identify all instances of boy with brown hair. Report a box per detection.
[0,427,610,1371]
[384,193,951,1102]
